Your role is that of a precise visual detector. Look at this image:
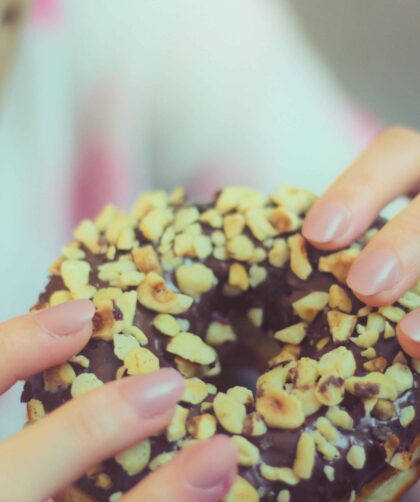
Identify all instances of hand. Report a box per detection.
[0,300,237,501]
[303,126,420,359]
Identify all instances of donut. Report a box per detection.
[22,185,420,502]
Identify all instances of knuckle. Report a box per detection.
[69,392,111,445]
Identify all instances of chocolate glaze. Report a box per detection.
[22,216,420,502]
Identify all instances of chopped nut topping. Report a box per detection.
[326,406,354,430]
[372,399,396,420]
[213,392,247,434]
[211,230,226,246]
[222,476,260,502]
[385,363,413,395]
[227,386,254,407]
[327,311,357,343]
[124,347,160,375]
[318,347,356,379]
[113,333,140,361]
[274,322,307,345]
[27,399,46,423]
[132,190,168,219]
[132,245,162,274]
[73,219,101,253]
[232,436,260,466]
[227,235,255,262]
[316,417,339,443]
[216,187,267,214]
[200,208,223,228]
[398,290,420,310]
[384,321,396,339]
[229,263,249,291]
[176,263,217,298]
[277,490,291,502]
[328,285,352,313]
[153,314,180,337]
[363,357,388,373]
[292,291,329,323]
[389,451,412,472]
[315,374,344,406]
[400,406,415,428]
[49,290,73,306]
[174,233,195,257]
[293,432,315,479]
[249,265,267,288]
[167,332,217,365]
[129,326,148,345]
[44,363,76,392]
[311,431,340,461]
[318,249,360,283]
[242,412,268,437]
[246,208,277,241]
[71,373,104,397]
[149,452,176,471]
[384,434,400,462]
[260,465,299,485]
[292,387,322,417]
[346,445,366,470]
[269,207,301,234]
[291,357,318,388]
[379,306,405,322]
[224,213,246,239]
[187,414,217,440]
[361,347,377,359]
[139,208,173,243]
[69,355,90,368]
[206,322,237,346]
[193,235,213,259]
[288,234,312,280]
[351,328,379,348]
[256,388,304,429]
[174,206,200,233]
[271,184,315,214]
[115,440,151,476]
[247,308,264,327]
[324,466,335,482]
[268,238,290,268]
[182,378,208,404]
[137,272,193,314]
[345,372,397,401]
[166,405,189,441]
[61,259,91,293]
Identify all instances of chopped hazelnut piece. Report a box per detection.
[345,372,397,401]
[131,190,168,219]
[398,291,420,310]
[363,357,388,373]
[327,311,357,343]
[206,321,237,346]
[139,208,172,243]
[153,313,180,337]
[187,414,217,440]
[384,321,396,339]
[328,285,352,313]
[272,184,315,214]
[74,219,101,253]
[292,387,322,417]
[291,357,318,388]
[311,431,340,461]
[176,263,217,298]
[124,347,160,375]
[318,249,360,283]
[315,374,345,406]
[277,490,291,502]
[316,417,339,443]
[115,440,151,476]
[227,386,254,406]
[193,235,213,259]
[247,308,264,327]
[182,378,208,404]
[132,245,161,274]
[292,291,329,323]
[27,399,46,423]
[379,306,405,322]
[326,406,354,430]
[213,392,246,434]
[174,206,200,233]
[260,465,299,485]
[242,412,268,437]
[274,322,307,344]
[293,432,315,479]
[268,238,290,268]
[256,388,304,429]
[318,347,356,379]
[385,363,413,395]
[129,326,148,345]
[400,406,415,428]
[372,399,396,420]
[71,373,104,398]
[200,209,223,228]
[361,347,377,359]
[149,452,176,471]
[346,445,366,470]
[229,263,249,291]
[350,328,380,348]
[174,233,195,257]
[269,207,301,234]
[44,363,76,392]
[167,332,217,365]
[49,290,73,306]
[227,235,255,262]
[232,436,260,466]
[288,234,312,280]
[249,265,267,288]
[389,451,412,471]
[61,259,91,293]
[224,213,246,239]
[166,405,189,441]
[324,466,335,482]
[69,355,90,368]
[113,333,140,361]
[137,272,193,314]
[216,187,267,214]
[222,476,260,502]
[246,208,277,241]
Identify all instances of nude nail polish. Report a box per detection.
[303,201,351,243]
[399,311,420,342]
[33,299,95,336]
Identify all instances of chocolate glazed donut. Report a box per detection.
[22,186,420,502]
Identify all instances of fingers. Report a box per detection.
[345,194,420,305]
[122,435,237,502]
[303,126,420,250]
[397,310,420,359]
[0,300,94,394]
[0,369,184,502]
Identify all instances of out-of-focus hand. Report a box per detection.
[0,300,237,501]
[303,126,420,359]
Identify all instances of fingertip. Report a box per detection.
[397,312,420,359]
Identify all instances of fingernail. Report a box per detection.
[34,299,95,336]
[184,436,238,491]
[347,249,400,296]
[398,311,420,342]
[303,201,351,243]
[122,369,185,419]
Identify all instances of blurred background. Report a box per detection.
[0,5,419,498]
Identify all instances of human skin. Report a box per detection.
[0,299,237,501]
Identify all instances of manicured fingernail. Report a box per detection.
[122,369,185,419]
[34,299,95,336]
[347,249,400,296]
[184,436,238,491]
[303,201,351,243]
[398,311,420,342]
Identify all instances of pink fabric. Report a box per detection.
[32,0,60,26]
[344,100,383,150]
